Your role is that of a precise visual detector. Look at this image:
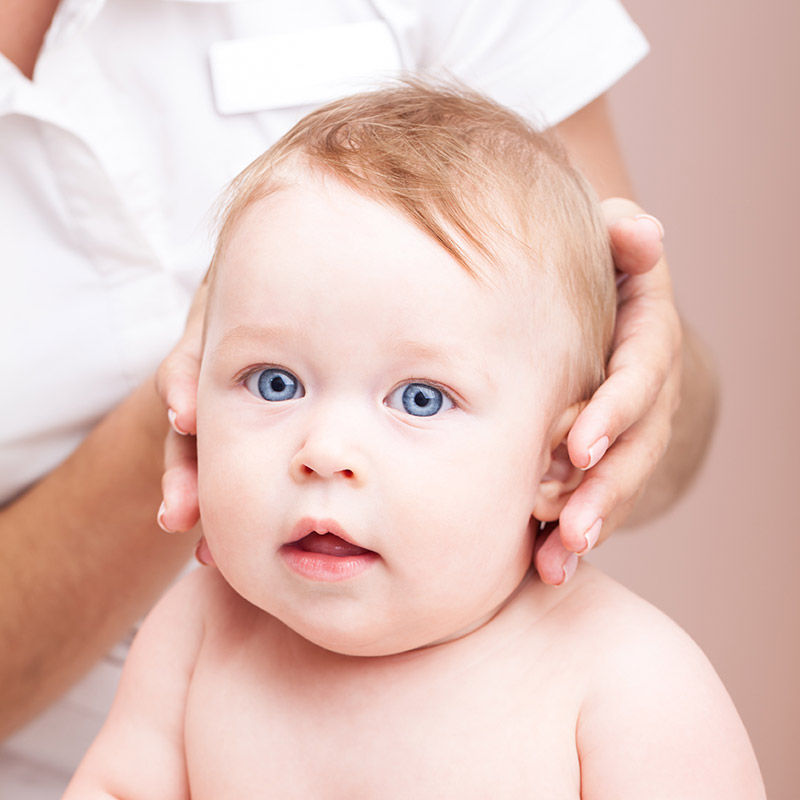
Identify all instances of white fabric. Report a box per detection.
[0,0,647,793]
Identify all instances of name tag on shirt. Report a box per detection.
[209,20,402,115]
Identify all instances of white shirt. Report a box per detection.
[0,0,647,793]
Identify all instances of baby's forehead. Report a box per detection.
[204,175,580,416]
[216,171,570,331]
[237,166,553,273]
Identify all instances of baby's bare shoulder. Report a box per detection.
[542,564,729,709]
[546,563,685,644]
[548,565,765,799]
[517,564,686,668]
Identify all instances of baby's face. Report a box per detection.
[198,174,560,656]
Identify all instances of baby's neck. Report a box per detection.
[278,567,569,676]
[413,568,537,652]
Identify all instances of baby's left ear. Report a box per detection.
[532,403,585,523]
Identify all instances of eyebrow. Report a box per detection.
[387,337,494,388]
[211,324,493,389]
[211,322,307,353]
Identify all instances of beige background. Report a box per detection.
[589,1,799,796]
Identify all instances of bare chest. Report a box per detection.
[184,632,582,799]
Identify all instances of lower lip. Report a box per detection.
[280,545,379,582]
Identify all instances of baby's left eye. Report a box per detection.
[385,382,454,417]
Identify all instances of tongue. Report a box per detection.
[298,532,369,557]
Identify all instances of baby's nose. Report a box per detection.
[289,421,367,485]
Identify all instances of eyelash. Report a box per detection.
[235,367,460,409]
[235,364,282,387]
[390,378,458,405]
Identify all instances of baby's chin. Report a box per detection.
[265,573,538,659]
[277,605,510,659]
[284,619,443,658]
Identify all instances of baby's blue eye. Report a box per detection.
[245,368,304,402]
[386,382,453,417]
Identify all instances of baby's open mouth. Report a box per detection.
[292,532,373,558]
[281,522,379,581]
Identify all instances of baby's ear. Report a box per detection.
[532,403,585,523]
[195,536,217,568]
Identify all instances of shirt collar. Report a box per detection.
[42,0,257,52]
[43,0,107,51]
[43,0,264,52]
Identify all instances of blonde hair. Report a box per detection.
[211,79,615,400]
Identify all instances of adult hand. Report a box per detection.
[155,279,208,534]
[534,199,682,585]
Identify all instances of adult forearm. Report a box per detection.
[0,378,196,738]
[625,326,718,526]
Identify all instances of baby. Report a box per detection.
[65,82,764,798]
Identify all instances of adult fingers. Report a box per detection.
[155,278,208,436]
[558,391,675,554]
[602,197,664,276]
[158,347,200,437]
[568,284,681,471]
[157,428,199,533]
[534,523,579,587]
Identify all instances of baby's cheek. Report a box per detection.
[197,436,248,526]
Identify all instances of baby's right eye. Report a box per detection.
[244,368,304,402]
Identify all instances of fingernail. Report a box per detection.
[157,501,175,533]
[634,213,665,240]
[582,518,603,554]
[167,408,189,436]
[582,435,609,470]
[561,553,579,585]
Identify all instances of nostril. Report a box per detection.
[294,460,357,480]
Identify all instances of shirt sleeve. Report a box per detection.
[377,0,649,128]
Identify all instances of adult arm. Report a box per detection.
[0,0,198,739]
[0,378,197,738]
[534,94,719,583]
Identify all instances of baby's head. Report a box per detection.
[197,81,615,656]
[210,80,614,402]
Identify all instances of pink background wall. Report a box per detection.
[591,2,799,796]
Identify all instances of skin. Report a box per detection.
[0,0,58,80]
[0,380,197,738]
[197,177,577,656]
[0,0,715,738]
[64,177,762,800]
[65,567,765,799]
[167,97,716,582]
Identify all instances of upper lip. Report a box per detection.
[287,517,371,551]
